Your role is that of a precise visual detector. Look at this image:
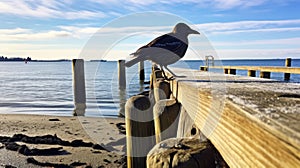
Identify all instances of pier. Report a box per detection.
[125,61,300,167]
[200,58,300,80]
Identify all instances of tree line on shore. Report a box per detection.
[0,56,31,62]
[0,56,71,62]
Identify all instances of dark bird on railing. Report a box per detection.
[125,23,200,79]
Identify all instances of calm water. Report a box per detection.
[0,59,299,117]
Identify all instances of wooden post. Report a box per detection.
[152,78,180,143]
[248,70,256,77]
[139,61,145,81]
[229,69,236,75]
[153,99,180,143]
[118,60,126,89]
[150,70,163,90]
[72,59,86,116]
[125,95,155,168]
[200,66,208,71]
[150,65,160,89]
[260,71,271,79]
[153,80,170,102]
[284,58,291,80]
[224,68,229,74]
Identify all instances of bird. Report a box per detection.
[125,23,200,79]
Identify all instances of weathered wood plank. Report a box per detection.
[168,67,300,167]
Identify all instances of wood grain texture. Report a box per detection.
[168,68,300,167]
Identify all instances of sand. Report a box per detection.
[0,114,126,168]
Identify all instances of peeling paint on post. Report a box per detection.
[72,59,86,116]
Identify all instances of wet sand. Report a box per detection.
[0,114,126,168]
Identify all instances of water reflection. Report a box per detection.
[139,80,145,93]
[118,88,126,117]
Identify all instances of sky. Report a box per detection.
[0,0,299,60]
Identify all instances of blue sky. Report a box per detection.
[0,0,299,60]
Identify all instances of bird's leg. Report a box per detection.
[160,65,168,79]
[164,66,176,76]
[159,65,173,80]
[164,66,186,78]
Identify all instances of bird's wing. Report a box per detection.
[146,34,185,52]
[132,34,185,55]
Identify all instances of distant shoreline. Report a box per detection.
[1,58,299,62]
[0,59,71,62]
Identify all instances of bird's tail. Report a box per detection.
[125,57,142,67]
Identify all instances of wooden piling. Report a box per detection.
[200,66,208,71]
[139,61,145,81]
[284,58,291,80]
[229,69,236,75]
[118,60,126,89]
[152,78,180,143]
[248,70,256,77]
[153,99,180,143]
[72,59,86,116]
[224,68,229,74]
[260,71,271,79]
[153,80,170,102]
[150,69,163,90]
[125,95,155,168]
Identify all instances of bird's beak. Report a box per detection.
[189,29,200,35]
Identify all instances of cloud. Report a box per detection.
[0,28,31,34]
[211,0,268,10]
[59,19,300,37]
[0,0,107,19]
[1,18,300,60]
[3,19,299,43]
[58,25,172,39]
[0,0,295,21]
[215,48,300,59]
[0,42,81,60]
[0,28,72,41]
[210,27,300,35]
[89,0,287,10]
[212,37,300,47]
[195,19,300,35]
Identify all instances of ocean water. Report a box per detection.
[0,59,299,117]
[0,61,152,117]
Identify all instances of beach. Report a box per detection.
[0,114,126,168]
